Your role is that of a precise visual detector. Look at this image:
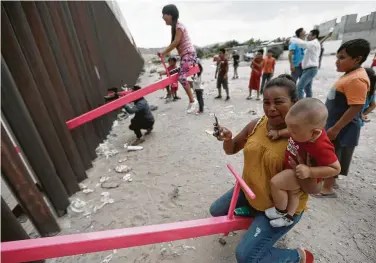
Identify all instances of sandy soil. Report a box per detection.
[49,54,376,263]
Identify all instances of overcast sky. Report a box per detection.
[117,1,375,48]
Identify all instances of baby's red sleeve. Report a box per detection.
[311,134,338,166]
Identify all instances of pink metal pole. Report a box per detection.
[159,54,170,77]
[227,163,256,200]
[227,181,241,221]
[66,65,199,130]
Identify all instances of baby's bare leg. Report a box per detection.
[298,178,322,194]
[270,169,300,211]
[286,189,301,216]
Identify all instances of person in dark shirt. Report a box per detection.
[232,50,240,79]
[124,86,155,145]
[215,48,230,101]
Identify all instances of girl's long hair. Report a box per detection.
[162,5,179,43]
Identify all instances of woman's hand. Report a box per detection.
[267,130,280,140]
[213,124,232,141]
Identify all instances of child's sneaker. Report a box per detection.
[270,216,294,228]
[265,207,286,219]
[131,136,145,146]
[145,128,153,135]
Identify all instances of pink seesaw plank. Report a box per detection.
[66,65,200,130]
[1,216,252,262]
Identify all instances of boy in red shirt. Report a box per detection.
[265,98,341,227]
[159,57,181,101]
[260,50,276,94]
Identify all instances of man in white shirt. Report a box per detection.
[290,29,321,99]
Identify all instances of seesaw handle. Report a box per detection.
[227,164,256,200]
[159,54,170,77]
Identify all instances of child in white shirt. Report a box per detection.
[191,61,204,114]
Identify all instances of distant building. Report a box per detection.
[314,11,376,48]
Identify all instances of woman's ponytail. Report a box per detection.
[171,19,177,43]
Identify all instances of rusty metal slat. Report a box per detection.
[67,2,110,139]
[4,2,86,183]
[20,1,90,178]
[1,58,70,215]
[1,124,61,237]
[41,1,99,159]
[1,4,79,195]
[58,1,106,142]
[35,2,95,166]
[86,2,118,129]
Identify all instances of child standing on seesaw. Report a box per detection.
[265,98,341,227]
[159,56,181,102]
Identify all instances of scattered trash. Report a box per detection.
[93,192,115,213]
[82,188,94,194]
[101,254,113,263]
[124,144,144,152]
[118,158,127,163]
[218,237,227,246]
[100,176,110,183]
[79,183,88,190]
[96,141,119,159]
[70,199,87,213]
[101,181,120,189]
[182,245,196,250]
[122,173,133,182]
[169,187,179,199]
[160,248,167,255]
[248,110,257,115]
[205,130,214,135]
[225,105,234,109]
[115,165,132,173]
[159,113,167,116]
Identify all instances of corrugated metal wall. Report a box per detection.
[1,1,144,239]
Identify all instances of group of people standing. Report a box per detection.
[122,3,375,262]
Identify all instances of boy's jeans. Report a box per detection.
[210,188,302,263]
[297,67,318,99]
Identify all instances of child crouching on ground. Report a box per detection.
[191,61,204,114]
[124,86,155,145]
[265,98,341,227]
[159,56,181,102]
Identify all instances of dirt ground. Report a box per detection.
[49,54,376,263]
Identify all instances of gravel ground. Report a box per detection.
[49,54,376,263]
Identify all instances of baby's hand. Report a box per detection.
[295,164,311,179]
[267,130,279,140]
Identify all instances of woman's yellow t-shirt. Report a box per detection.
[242,116,308,214]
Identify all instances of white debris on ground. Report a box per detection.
[52,55,376,263]
[96,140,119,159]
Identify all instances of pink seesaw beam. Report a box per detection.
[66,64,200,130]
[1,164,255,263]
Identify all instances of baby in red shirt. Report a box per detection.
[265,98,341,227]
